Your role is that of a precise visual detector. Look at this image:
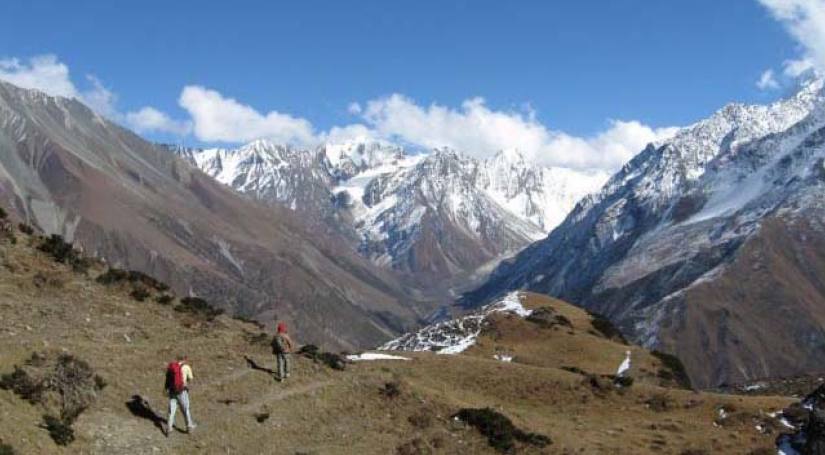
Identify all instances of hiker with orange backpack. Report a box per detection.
[272,322,295,382]
[164,355,196,436]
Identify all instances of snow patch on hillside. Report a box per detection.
[380,292,531,354]
[346,352,410,362]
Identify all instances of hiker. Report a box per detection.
[272,321,295,382]
[164,355,196,436]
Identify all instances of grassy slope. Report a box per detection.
[0,231,794,454]
[464,293,678,386]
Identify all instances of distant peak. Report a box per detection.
[429,147,466,161]
[797,76,824,95]
[242,138,281,150]
[492,148,525,164]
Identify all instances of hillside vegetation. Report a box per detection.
[0,223,795,454]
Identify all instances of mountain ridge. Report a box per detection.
[464,78,825,388]
[173,139,606,294]
[0,79,428,350]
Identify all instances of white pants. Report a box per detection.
[167,390,194,430]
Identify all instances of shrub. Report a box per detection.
[298,344,320,356]
[175,296,224,321]
[454,408,551,453]
[17,223,34,235]
[652,350,692,389]
[588,312,627,344]
[317,352,346,371]
[554,314,573,327]
[37,235,89,273]
[94,375,108,391]
[380,381,402,399]
[0,207,6,219]
[156,294,175,305]
[254,412,270,423]
[0,440,15,455]
[96,268,130,285]
[42,414,74,446]
[0,366,44,404]
[52,354,103,422]
[127,270,169,292]
[72,257,93,273]
[645,393,674,412]
[130,286,151,302]
[38,234,77,264]
[525,307,572,329]
[8,354,106,447]
[613,375,634,388]
[582,373,616,396]
[0,352,103,423]
[296,345,346,371]
[97,269,169,292]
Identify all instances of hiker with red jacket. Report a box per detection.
[164,355,196,436]
[272,322,295,382]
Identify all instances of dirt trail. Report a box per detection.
[199,366,254,390]
[99,359,335,454]
[235,379,334,414]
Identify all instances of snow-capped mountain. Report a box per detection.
[477,148,609,232]
[174,139,605,292]
[343,148,544,286]
[171,140,341,225]
[466,79,825,388]
[0,80,425,350]
[324,140,407,181]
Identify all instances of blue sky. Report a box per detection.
[0,0,820,171]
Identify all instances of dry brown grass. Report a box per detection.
[466,293,687,389]
[0,237,795,454]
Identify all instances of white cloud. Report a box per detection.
[126,106,192,136]
[178,85,317,145]
[362,95,544,157]
[0,54,195,136]
[358,94,676,171]
[0,55,77,97]
[759,0,825,73]
[0,54,678,173]
[756,69,781,90]
[783,57,816,76]
[322,123,379,144]
[81,75,118,117]
[542,120,680,170]
[0,54,121,120]
[169,86,673,172]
